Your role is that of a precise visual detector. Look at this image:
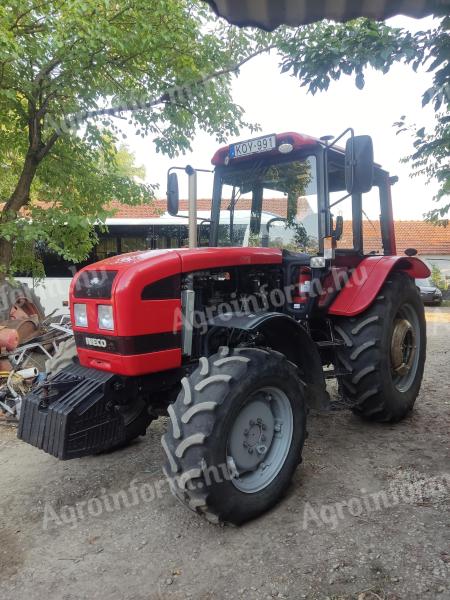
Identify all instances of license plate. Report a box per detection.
[229,134,276,159]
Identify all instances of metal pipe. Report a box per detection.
[187,166,197,248]
[16,367,39,379]
[210,172,222,247]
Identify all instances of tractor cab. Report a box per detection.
[169,130,395,258]
[168,130,399,318]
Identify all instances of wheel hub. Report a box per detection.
[228,399,274,471]
[391,318,416,376]
[226,386,294,494]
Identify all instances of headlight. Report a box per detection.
[74,303,88,328]
[98,305,114,331]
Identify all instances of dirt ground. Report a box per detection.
[0,309,449,600]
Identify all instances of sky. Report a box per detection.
[125,15,439,221]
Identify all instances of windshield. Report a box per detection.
[215,155,319,253]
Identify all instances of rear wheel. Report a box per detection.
[161,346,307,525]
[334,272,426,422]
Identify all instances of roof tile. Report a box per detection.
[4,199,450,256]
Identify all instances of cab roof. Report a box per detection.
[212,131,383,171]
[211,132,321,166]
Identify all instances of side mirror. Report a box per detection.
[333,215,344,241]
[167,172,179,216]
[345,135,374,194]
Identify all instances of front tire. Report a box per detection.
[334,272,426,422]
[162,347,307,525]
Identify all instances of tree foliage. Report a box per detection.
[0,2,447,280]
[274,16,449,221]
[430,263,447,290]
[395,111,449,223]
[3,143,147,277]
[114,145,146,180]
[393,18,450,222]
[0,0,263,277]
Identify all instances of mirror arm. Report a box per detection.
[327,127,354,151]
[197,219,211,247]
[266,216,287,233]
[262,217,287,247]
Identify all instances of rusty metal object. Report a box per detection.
[9,298,42,321]
[0,317,40,346]
[0,304,73,421]
[391,318,416,376]
[0,282,45,323]
[0,359,12,372]
[0,326,20,352]
[0,291,44,355]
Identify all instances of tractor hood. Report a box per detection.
[69,247,282,376]
[72,246,283,302]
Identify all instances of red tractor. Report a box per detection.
[19,130,430,525]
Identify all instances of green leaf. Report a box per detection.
[355,73,365,90]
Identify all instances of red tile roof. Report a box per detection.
[394,221,450,255]
[107,199,165,218]
[107,197,313,219]
[338,221,450,255]
[109,200,450,255]
[4,199,450,256]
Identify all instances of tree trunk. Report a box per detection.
[0,152,39,280]
[0,238,13,280]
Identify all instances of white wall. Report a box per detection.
[17,277,72,317]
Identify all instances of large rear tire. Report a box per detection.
[162,346,307,525]
[334,272,426,422]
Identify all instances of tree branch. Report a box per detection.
[59,44,276,126]
[36,131,60,161]
[33,57,62,85]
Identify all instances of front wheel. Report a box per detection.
[334,272,426,422]
[162,347,307,525]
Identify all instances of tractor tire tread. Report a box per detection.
[162,346,307,525]
[334,272,426,423]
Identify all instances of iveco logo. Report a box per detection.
[85,337,107,348]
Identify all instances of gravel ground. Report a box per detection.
[0,309,449,600]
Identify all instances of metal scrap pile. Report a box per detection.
[0,282,72,421]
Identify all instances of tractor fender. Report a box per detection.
[328,255,430,317]
[207,312,329,410]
